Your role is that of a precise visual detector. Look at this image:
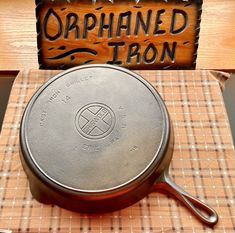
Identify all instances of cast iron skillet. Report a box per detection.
[20,65,218,226]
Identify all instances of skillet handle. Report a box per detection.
[154,172,218,226]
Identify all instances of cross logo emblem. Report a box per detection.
[76,103,115,139]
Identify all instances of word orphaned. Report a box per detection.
[43,9,187,40]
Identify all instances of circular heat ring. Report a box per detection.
[19,65,218,226]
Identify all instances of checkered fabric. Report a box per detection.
[0,70,234,232]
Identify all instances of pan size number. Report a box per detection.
[61,95,71,104]
[130,145,138,152]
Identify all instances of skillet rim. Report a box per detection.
[19,64,172,196]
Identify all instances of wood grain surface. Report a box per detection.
[36,0,201,70]
[0,0,234,70]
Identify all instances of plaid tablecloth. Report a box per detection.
[0,70,234,232]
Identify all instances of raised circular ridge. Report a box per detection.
[20,64,170,194]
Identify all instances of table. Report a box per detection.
[0,70,235,232]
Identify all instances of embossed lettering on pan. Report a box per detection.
[20,65,218,226]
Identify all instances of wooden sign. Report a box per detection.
[36,0,202,69]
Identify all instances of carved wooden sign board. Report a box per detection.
[36,0,202,69]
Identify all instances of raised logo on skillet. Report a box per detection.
[75,103,116,139]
